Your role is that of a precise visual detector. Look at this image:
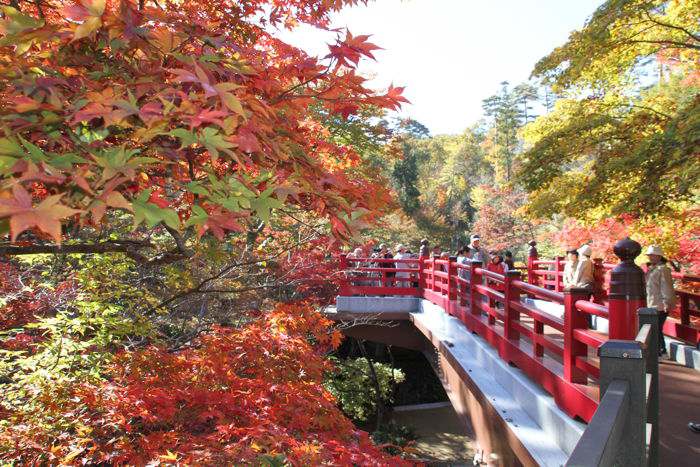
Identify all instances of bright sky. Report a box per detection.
[278,0,604,135]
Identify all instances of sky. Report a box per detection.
[278,0,605,135]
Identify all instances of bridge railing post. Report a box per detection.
[568,338,646,467]
[458,262,468,307]
[470,261,482,317]
[339,253,349,293]
[592,258,605,304]
[431,255,437,292]
[564,288,590,384]
[447,256,457,308]
[679,292,690,326]
[638,307,660,466]
[598,341,646,466]
[504,270,521,342]
[554,255,564,292]
[608,238,646,340]
[418,257,426,292]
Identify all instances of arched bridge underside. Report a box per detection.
[326,297,585,467]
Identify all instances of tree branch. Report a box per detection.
[644,11,700,43]
[163,223,193,257]
[624,39,700,50]
[270,61,334,104]
[0,241,153,256]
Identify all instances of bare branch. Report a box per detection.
[0,241,153,256]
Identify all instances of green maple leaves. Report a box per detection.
[185,174,284,231]
[132,189,180,230]
[169,127,235,160]
[92,147,159,183]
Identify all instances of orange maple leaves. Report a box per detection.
[0,185,80,242]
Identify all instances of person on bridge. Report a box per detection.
[572,244,594,292]
[503,250,515,271]
[645,245,676,355]
[468,234,490,264]
[487,253,506,291]
[456,246,472,283]
[419,239,430,258]
[394,244,411,288]
[378,244,395,288]
[563,248,580,290]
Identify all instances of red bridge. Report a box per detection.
[329,238,700,466]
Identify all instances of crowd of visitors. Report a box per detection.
[344,234,520,288]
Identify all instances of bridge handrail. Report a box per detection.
[526,248,699,345]
[576,300,609,318]
[512,279,564,303]
[344,257,421,264]
[475,267,505,282]
[344,266,419,273]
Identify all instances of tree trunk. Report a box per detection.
[357,339,385,430]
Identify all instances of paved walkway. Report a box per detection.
[391,403,475,465]
[658,359,700,466]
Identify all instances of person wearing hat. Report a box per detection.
[394,244,410,288]
[571,244,595,292]
[645,245,676,355]
[468,234,490,264]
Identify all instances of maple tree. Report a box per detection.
[548,213,700,273]
[0,0,415,463]
[0,0,406,253]
[521,0,699,220]
[470,185,537,252]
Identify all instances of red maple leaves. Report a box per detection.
[327,30,382,68]
[0,302,411,465]
[0,0,407,244]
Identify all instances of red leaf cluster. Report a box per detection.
[0,302,411,465]
[0,0,407,243]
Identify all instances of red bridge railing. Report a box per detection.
[527,244,700,345]
[337,238,690,423]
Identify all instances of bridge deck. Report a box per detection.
[478,308,700,465]
[658,360,700,466]
[331,295,700,465]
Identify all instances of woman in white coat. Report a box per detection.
[393,244,410,288]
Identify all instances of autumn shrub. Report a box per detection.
[325,356,406,422]
[0,302,412,465]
